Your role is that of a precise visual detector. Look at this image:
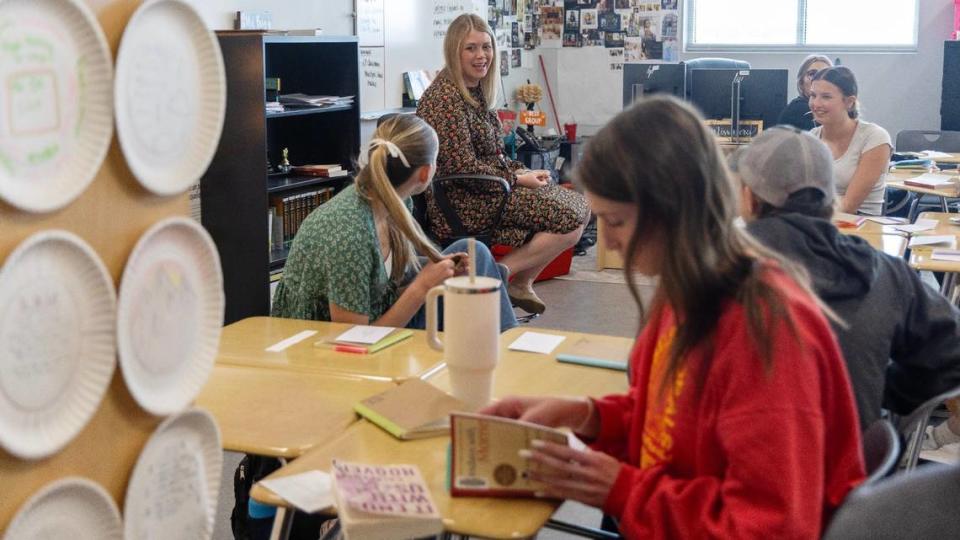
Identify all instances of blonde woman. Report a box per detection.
[417,13,589,315]
[272,114,516,331]
[777,54,832,130]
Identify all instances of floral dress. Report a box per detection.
[271,184,398,321]
[417,72,589,247]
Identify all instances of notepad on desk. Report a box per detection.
[908,235,957,249]
[893,219,938,233]
[354,378,465,440]
[833,212,866,229]
[317,326,413,354]
[931,249,960,262]
[555,336,631,371]
[903,173,959,190]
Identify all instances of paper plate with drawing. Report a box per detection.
[3,477,123,540]
[0,0,113,212]
[0,231,116,460]
[114,0,226,196]
[116,217,223,416]
[124,409,222,540]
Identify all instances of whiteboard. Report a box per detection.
[368,0,484,112]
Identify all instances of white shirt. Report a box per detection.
[811,120,892,216]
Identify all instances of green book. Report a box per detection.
[354,378,465,440]
[555,336,631,372]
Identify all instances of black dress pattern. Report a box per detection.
[417,73,588,246]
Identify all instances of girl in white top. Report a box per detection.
[809,66,892,216]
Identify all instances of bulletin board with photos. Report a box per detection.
[487,0,680,78]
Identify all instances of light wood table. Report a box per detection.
[832,216,909,258]
[887,170,960,213]
[595,219,623,270]
[251,328,631,538]
[216,317,445,382]
[908,212,960,274]
[195,364,391,458]
[426,327,631,398]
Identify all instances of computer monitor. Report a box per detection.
[622,63,686,108]
[688,68,788,131]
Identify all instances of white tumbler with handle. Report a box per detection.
[425,275,501,411]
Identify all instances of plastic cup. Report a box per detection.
[563,123,578,141]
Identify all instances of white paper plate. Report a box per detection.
[124,408,222,540]
[0,0,114,212]
[4,476,123,540]
[0,231,116,460]
[117,217,223,416]
[114,0,226,196]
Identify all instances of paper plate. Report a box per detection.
[124,408,222,540]
[4,476,123,540]
[117,217,223,416]
[114,0,226,196]
[0,0,114,212]
[0,231,117,460]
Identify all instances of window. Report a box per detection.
[686,0,918,51]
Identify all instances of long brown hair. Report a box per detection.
[574,96,814,389]
[441,13,499,109]
[355,115,443,281]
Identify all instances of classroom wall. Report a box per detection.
[680,0,954,141]
[193,0,355,34]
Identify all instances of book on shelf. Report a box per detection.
[402,70,435,104]
[331,460,443,540]
[555,336,631,371]
[292,163,349,177]
[354,378,465,440]
[903,173,959,190]
[279,93,355,108]
[449,412,586,497]
[270,187,335,245]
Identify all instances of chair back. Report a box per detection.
[823,464,960,540]
[897,384,960,471]
[682,57,751,97]
[861,419,900,487]
[895,130,960,153]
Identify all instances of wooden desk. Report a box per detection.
[908,212,960,274]
[595,220,624,270]
[195,364,390,458]
[217,317,445,382]
[842,232,909,258]
[252,420,557,539]
[252,327,632,538]
[887,170,960,213]
[427,327,631,398]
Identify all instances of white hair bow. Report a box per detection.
[363,138,411,168]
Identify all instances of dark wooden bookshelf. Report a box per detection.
[201,33,359,324]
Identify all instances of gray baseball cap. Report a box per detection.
[730,126,835,208]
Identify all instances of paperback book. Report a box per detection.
[332,460,442,540]
[354,378,466,440]
[449,412,585,497]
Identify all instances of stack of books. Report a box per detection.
[268,187,335,249]
[279,93,355,108]
[291,164,349,178]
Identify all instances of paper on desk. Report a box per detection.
[920,442,960,465]
[932,249,960,262]
[866,216,905,225]
[894,219,938,233]
[508,332,566,354]
[336,325,396,344]
[908,235,957,248]
[265,330,318,352]
[259,470,334,513]
[919,150,954,159]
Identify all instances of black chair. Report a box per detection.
[861,419,901,487]
[822,463,960,539]
[682,57,751,98]
[895,384,960,471]
[416,174,511,248]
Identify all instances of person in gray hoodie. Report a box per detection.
[732,125,960,431]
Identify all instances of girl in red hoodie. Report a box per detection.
[480,96,865,539]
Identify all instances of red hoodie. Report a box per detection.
[592,268,865,539]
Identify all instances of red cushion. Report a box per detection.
[491,245,573,282]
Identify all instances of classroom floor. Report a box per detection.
[212,246,648,539]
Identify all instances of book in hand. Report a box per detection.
[332,460,442,540]
[903,173,959,190]
[555,336,631,371]
[449,412,586,497]
[355,378,466,440]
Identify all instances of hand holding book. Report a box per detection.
[519,438,621,508]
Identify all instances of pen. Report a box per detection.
[334,344,368,354]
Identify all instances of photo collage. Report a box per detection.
[487,0,679,75]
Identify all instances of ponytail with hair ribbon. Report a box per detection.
[361,138,411,168]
